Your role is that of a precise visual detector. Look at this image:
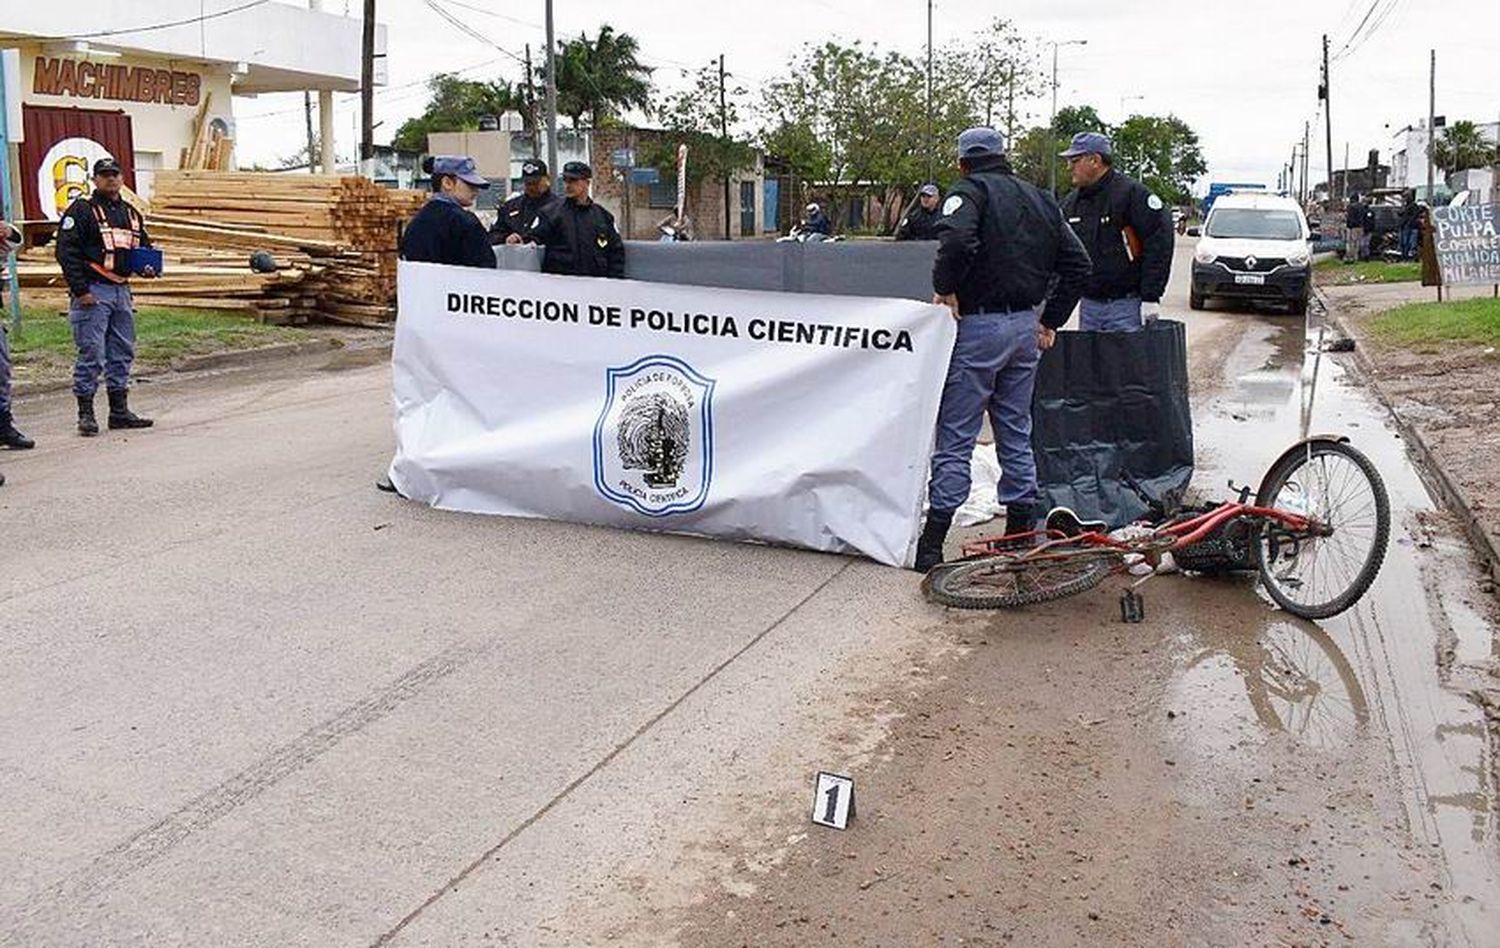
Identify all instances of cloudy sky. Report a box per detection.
[233,0,1500,189]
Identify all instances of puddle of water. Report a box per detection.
[1184,310,1498,941]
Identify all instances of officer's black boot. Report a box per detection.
[0,469,6,487]
[0,411,34,450]
[1002,503,1038,548]
[77,395,99,437]
[913,508,955,573]
[107,389,153,430]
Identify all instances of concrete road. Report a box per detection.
[1,241,1495,945]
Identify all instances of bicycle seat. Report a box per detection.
[1045,506,1108,537]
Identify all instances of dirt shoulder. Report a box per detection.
[1322,285,1500,580]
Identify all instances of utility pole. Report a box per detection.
[925,0,934,182]
[360,0,375,172]
[1006,61,1016,146]
[1301,121,1310,205]
[720,54,730,240]
[1426,49,1436,199]
[544,0,558,176]
[303,91,317,172]
[1047,39,1087,194]
[1342,142,1350,203]
[524,43,539,157]
[1322,34,1334,207]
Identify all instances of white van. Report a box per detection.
[1189,193,1314,315]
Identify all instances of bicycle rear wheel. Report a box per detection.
[924,553,1113,609]
[1253,440,1390,619]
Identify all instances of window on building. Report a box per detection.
[648,179,677,209]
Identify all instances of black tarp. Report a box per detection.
[1031,319,1194,528]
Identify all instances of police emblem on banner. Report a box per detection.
[593,355,716,517]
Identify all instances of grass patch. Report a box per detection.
[6,305,313,387]
[1314,258,1421,286]
[1368,297,1500,348]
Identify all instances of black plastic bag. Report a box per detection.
[1030,319,1193,528]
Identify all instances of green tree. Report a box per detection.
[1110,114,1208,205]
[392,74,528,153]
[643,62,756,189]
[1008,125,1057,190]
[545,25,653,128]
[1431,120,1498,173]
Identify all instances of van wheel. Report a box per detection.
[1189,290,1206,310]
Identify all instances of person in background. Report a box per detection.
[1,218,36,485]
[1344,194,1368,262]
[55,157,157,437]
[1058,132,1174,332]
[489,158,560,245]
[1399,190,1421,260]
[399,155,497,269]
[534,162,625,278]
[894,183,943,241]
[914,127,1092,572]
[798,202,832,237]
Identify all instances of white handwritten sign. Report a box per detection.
[1431,204,1500,287]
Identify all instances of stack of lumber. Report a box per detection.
[14,171,427,324]
[179,92,234,171]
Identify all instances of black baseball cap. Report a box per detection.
[561,161,592,180]
[93,157,123,176]
[521,159,548,179]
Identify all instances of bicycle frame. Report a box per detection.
[959,501,1320,564]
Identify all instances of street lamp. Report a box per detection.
[1119,94,1144,120]
[1048,39,1088,194]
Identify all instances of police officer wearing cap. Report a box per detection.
[489,158,560,245]
[915,127,1091,572]
[399,155,498,269]
[1058,132,1174,332]
[534,162,625,278]
[894,183,943,241]
[55,156,156,436]
[1,218,35,482]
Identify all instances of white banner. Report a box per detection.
[389,263,956,567]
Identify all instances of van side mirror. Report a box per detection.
[1186,226,1201,237]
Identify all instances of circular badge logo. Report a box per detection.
[37,137,116,221]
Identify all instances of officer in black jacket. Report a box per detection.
[915,127,1092,571]
[399,156,497,269]
[489,158,560,245]
[1,218,34,471]
[894,183,942,241]
[1058,132,1173,332]
[535,162,625,278]
[56,157,157,435]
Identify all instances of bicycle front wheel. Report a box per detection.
[1253,440,1390,619]
[924,553,1113,610]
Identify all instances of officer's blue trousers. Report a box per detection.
[70,281,136,398]
[0,319,13,415]
[1079,296,1143,332]
[928,308,1041,514]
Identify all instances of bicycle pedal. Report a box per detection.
[1119,589,1146,623]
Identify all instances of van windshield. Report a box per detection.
[1206,208,1304,240]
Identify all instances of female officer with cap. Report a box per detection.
[399,156,497,268]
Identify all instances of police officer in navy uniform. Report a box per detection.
[55,157,156,436]
[399,155,497,268]
[894,183,943,241]
[534,162,625,278]
[489,158,560,245]
[915,127,1092,572]
[1058,132,1173,332]
[1,218,35,484]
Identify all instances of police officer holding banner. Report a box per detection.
[489,158,560,245]
[1058,132,1174,332]
[400,155,497,269]
[915,127,1092,572]
[55,157,156,437]
[534,162,625,278]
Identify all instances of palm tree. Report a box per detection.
[548,26,653,128]
[1431,120,1497,173]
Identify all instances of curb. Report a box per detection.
[11,336,381,399]
[1317,286,1500,583]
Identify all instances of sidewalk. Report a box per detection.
[1320,281,1500,583]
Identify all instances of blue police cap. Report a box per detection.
[430,155,489,188]
[918,182,940,197]
[955,127,1006,159]
[1060,132,1113,159]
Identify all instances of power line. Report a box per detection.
[421,0,529,68]
[50,0,273,40]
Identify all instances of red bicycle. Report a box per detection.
[923,436,1390,620]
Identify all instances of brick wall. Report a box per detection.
[588,127,764,241]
